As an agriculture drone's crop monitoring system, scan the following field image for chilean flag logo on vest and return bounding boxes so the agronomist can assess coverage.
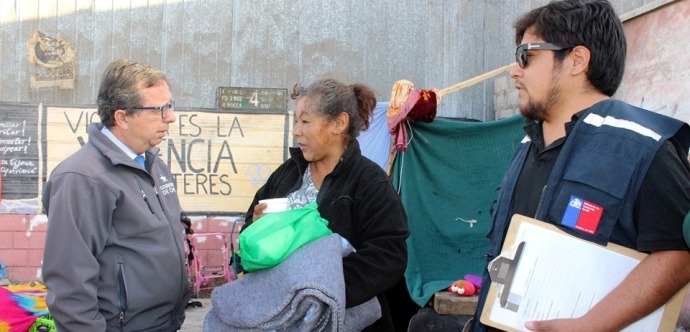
[561,195,603,234]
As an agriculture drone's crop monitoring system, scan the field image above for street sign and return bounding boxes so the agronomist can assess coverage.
[217,87,288,111]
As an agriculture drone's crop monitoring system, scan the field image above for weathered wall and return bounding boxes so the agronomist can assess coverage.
[1,0,659,120]
[617,0,690,123]
[494,0,689,121]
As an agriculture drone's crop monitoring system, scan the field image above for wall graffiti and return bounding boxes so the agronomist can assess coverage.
[246,164,273,188]
[0,103,289,215]
[0,104,42,214]
[27,31,76,90]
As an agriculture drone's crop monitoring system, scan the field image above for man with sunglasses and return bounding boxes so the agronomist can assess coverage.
[471,0,690,331]
[42,59,189,331]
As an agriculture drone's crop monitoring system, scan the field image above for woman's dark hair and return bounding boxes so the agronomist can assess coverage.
[291,78,376,145]
[514,0,626,96]
[180,212,193,234]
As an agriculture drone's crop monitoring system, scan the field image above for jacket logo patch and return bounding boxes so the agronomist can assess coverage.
[561,195,603,234]
[159,182,176,195]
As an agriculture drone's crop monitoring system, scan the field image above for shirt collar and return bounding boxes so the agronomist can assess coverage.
[100,126,144,160]
[522,110,586,151]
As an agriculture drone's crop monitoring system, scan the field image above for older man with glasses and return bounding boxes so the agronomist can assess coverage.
[42,59,189,331]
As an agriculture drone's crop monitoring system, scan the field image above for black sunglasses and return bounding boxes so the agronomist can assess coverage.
[515,43,571,68]
[128,100,175,118]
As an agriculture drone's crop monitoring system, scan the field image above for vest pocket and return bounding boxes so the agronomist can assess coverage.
[547,154,636,245]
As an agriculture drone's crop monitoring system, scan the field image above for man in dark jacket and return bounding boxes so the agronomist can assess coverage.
[42,59,189,331]
[471,1,690,331]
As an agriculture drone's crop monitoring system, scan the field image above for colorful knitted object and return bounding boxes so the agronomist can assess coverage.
[0,283,48,332]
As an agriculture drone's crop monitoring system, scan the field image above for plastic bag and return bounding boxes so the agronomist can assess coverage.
[239,201,332,272]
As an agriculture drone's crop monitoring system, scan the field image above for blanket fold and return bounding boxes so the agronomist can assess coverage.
[204,234,381,331]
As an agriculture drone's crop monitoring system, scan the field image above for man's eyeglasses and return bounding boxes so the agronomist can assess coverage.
[128,100,175,118]
[515,43,570,68]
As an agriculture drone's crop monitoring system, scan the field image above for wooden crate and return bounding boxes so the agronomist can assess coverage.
[433,291,478,315]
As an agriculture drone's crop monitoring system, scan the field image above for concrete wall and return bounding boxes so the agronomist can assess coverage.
[493,0,689,121]
[617,0,690,123]
[1,0,659,120]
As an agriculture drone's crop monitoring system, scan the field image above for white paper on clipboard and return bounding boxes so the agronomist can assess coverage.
[480,214,686,332]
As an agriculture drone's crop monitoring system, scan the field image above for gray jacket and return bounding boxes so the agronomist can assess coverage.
[42,123,189,331]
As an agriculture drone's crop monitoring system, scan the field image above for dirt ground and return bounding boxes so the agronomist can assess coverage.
[180,297,213,332]
[181,272,231,330]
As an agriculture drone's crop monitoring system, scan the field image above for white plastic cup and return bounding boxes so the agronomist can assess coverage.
[259,197,289,214]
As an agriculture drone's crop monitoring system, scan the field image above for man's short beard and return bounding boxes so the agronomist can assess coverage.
[520,81,561,122]
[521,99,548,122]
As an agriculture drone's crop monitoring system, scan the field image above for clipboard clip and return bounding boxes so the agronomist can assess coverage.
[488,241,525,310]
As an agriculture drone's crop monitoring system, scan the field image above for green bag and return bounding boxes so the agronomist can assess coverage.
[239,201,332,272]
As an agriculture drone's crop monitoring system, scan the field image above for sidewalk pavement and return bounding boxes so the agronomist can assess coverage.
[180,298,212,332]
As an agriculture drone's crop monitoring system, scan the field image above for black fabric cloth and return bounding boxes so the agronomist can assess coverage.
[385,277,421,331]
[244,140,410,331]
[407,308,471,332]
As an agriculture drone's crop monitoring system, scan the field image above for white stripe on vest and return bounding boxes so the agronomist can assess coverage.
[583,113,662,141]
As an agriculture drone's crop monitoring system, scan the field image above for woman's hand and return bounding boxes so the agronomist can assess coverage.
[252,202,267,222]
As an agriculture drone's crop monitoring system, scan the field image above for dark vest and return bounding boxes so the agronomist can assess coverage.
[488,99,689,256]
[472,99,690,332]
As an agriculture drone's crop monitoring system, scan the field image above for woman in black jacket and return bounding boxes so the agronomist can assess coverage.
[245,78,410,331]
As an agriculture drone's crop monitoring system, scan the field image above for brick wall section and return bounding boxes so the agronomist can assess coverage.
[0,214,245,283]
[493,75,520,120]
[0,214,47,282]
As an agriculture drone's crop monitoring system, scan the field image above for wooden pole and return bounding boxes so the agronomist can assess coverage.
[437,64,513,97]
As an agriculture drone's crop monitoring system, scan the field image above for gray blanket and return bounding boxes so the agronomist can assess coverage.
[203,234,381,331]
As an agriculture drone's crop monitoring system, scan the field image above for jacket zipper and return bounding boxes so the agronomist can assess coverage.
[117,262,128,331]
[136,182,155,214]
[153,186,166,214]
[315,158,342,205]
[133,167,185,328]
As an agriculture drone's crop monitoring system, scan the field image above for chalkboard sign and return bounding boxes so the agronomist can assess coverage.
[0,104,40,199]
[217,87,288,111]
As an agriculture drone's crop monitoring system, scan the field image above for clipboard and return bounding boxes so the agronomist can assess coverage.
[480,214,688,332]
